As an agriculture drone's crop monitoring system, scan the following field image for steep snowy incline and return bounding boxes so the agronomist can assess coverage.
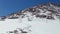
[0,19,20,34]
[0,3,60,34]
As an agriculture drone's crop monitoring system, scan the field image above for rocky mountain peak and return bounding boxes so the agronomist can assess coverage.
[0,3,60,20]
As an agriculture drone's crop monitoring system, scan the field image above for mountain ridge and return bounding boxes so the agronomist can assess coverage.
[0,3,60,34]
[0,3,60,20]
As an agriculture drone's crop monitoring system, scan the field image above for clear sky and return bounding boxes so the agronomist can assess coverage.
[0,0,60,16]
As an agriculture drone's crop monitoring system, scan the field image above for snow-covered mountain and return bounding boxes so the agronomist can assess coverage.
[0,3,60,34]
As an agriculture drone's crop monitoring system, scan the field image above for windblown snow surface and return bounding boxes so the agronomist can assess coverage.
[0,3,60,34]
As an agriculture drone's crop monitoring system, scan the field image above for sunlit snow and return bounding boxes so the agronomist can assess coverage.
[0,3,60,34]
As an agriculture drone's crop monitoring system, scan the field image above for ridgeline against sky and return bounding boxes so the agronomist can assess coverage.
[0,0,60,16]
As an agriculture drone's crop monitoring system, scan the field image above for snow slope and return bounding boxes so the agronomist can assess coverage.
[0,3,60,34]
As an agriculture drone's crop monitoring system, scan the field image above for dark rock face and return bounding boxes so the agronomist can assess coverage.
[0,16,6,21]
[36,14,47,18]
[8,17,19,19]
[9,31,13,33]
[46,15,54,20]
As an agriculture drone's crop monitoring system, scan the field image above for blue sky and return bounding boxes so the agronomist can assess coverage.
[0,0,60,16]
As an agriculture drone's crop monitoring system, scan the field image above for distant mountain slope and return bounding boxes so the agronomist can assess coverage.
[0,3,60,34]
[0,3,60,20]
